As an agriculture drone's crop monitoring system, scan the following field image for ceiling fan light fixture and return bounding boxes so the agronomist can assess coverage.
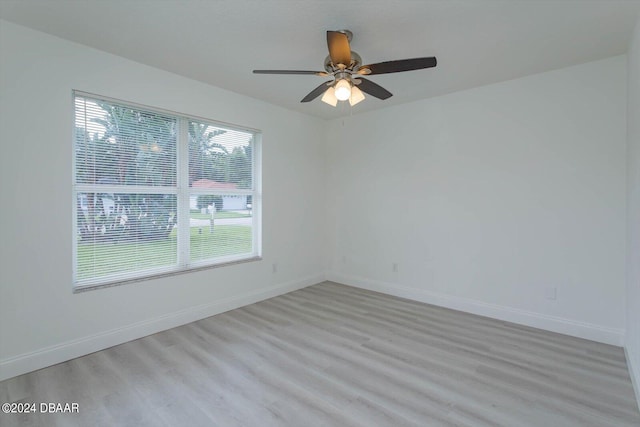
[334,79,352,101]
[349,86,365,106]
[254,30,437,107]
[321,86,338,106]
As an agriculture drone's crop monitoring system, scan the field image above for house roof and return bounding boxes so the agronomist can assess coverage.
[191,179,238,190]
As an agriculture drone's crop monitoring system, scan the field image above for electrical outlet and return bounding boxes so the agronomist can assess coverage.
[272,263,278,273]
[341,255,346,264]
[392,262,398,273]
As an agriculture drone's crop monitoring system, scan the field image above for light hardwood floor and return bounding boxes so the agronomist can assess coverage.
[1,281,639,426]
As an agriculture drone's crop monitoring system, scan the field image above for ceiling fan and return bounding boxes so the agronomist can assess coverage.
[253,30,437,107]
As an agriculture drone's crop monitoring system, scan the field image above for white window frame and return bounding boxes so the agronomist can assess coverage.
[72,91,262,292]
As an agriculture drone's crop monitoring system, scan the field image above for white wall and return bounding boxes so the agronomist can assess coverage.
[626,16,640,412]
[0,21,326,380]
[326,56,628,345]
[0,18,633,384]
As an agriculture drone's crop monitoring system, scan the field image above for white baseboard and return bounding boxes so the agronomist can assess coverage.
[625,347,640,413]
[0,274,324,382]
[326,272,625,346]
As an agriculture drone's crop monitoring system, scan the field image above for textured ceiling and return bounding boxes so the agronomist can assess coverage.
[1,0,639,119]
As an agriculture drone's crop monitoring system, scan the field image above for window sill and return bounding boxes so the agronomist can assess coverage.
[73,256,262,293]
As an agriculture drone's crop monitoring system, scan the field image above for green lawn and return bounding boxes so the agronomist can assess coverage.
[190,210,251,220]
[190,225,252,261]
[77,225,252,280]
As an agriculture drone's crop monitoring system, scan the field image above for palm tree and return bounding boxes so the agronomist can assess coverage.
[91,103,177,186]
[76,102,178,241]
[188,122,227,184]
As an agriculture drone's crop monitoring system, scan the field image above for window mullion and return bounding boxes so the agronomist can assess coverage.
[252,134,262,258]
[177,117,190,268]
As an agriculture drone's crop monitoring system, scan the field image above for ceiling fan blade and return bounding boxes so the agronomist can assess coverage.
[326,31,351,67]
[358,57,437,75]
[355,78,393,100]
[301,81,332,103]
[253,70,329,76]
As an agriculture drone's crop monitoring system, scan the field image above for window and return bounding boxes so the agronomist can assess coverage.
[73,92,261,290]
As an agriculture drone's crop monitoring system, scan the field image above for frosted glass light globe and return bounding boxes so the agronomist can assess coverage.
[334,79,352,101]
[349,86,365,106]
[321,87,338,106]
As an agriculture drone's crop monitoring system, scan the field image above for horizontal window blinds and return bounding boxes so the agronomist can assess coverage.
[73,93,259,289]
[188,121,254,263]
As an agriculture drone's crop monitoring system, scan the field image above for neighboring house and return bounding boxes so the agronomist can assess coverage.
[190,179,247,211]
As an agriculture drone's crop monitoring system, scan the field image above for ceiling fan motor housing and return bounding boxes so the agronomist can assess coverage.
[324,51,362,74]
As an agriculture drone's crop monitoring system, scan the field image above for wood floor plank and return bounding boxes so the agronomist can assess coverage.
[1,281,639,426]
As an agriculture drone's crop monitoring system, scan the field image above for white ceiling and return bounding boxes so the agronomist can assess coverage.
[1,0,639,119]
